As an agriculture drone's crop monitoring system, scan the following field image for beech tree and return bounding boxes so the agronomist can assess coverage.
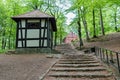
[0,0,120,51]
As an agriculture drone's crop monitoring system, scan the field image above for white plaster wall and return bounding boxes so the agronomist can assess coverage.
[45,29,47,37]
[41,29,47,37]
[27,29,39,38]
[41,40,47,46]
[21,20,25,28]
[18,30,21,39]
[18,41,25,47]
[17,19,49,47]
[18,30,25,39]
[18,41,22,47]
[27,40,39,47]
[41,19,45,27]
[44,40,47,46]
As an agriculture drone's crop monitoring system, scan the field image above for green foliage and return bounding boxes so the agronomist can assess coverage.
[0,0,67,50]
[67,0,120,38]
[0,49,7,53]
[0,0,120,50]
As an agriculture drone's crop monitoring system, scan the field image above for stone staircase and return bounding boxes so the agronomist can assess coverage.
[42,44,116,80]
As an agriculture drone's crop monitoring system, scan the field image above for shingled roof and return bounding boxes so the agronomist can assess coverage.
[12,10,57,31]
[12,10,54,19]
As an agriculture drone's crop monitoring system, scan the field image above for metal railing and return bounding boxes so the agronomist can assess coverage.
[94,47,120,73]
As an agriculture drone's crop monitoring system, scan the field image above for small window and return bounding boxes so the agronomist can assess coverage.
[27,22,40,28]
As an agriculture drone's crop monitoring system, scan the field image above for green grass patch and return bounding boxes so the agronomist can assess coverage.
[0,49,6,54]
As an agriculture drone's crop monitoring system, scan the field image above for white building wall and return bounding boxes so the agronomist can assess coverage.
[41,39,47,46]
[18,41,22,47]
[27,29,39,38]
[41,29,47,37]
[17,19,49,47]
[18,30,25,39]
[27,40,39,47]
[21,20,25,28]
[41,19,45,27]
[18,41,25,47]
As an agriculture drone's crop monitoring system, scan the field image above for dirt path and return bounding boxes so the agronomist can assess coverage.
[0,54,58,80]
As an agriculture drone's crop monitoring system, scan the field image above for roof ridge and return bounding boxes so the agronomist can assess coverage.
[36,10,53,17]
[12,10,53,18]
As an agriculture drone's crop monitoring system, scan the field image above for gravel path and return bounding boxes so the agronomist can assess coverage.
[0,54,58,80]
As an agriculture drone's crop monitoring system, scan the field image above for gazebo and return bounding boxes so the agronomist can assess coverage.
[12,10,57,53]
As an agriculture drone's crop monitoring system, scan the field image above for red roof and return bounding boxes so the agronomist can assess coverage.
[64,32,78,43]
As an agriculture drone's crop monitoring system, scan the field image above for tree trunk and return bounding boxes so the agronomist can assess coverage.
[114,9,118,32]
[100,8,105,35]
[1,29,6,49]
[77,21,83,48]
[8,22,13,49]
[60,27,62,44]
[78,9,83,49]
[93,9,97,38]
[82,17,90,40]
[80,7,89,40]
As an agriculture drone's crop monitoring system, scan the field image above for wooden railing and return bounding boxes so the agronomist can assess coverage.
[94,47,120,73]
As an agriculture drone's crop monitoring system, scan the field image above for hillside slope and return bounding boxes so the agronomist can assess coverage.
[75,32,120,52]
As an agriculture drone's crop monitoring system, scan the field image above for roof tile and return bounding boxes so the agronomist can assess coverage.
[12,10,54,18]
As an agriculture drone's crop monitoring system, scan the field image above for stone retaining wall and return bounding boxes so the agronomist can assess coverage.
[16,48,52,53]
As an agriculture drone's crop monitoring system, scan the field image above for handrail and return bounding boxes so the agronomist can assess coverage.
[95,46,120,54]
[94,46,120,73]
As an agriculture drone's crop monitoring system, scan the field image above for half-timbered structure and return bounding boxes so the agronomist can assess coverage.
[12,10,57,53]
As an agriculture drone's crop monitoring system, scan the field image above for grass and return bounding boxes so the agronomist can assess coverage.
[0,49,6,53]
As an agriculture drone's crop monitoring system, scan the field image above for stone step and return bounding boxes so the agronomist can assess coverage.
[55,63,101,67]
[58,61,99,64]
[61,58,94,60]
[43,77,115,80]
[51,67,106,71]
[63,55,93,57]
[48,72,112,78]
[43,75,115,80]
[62,57,94,59]
[59,59,95,61]
[64,54,93,56]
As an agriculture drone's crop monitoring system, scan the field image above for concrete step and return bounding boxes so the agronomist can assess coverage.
[51,67,106,71]
[61,57,94,60]
[62,55,94,59]
[58,61,99,64]
[48,72,112,78]
[55,63,101,67]
[59,59,95,61]
[43,76,115,80]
